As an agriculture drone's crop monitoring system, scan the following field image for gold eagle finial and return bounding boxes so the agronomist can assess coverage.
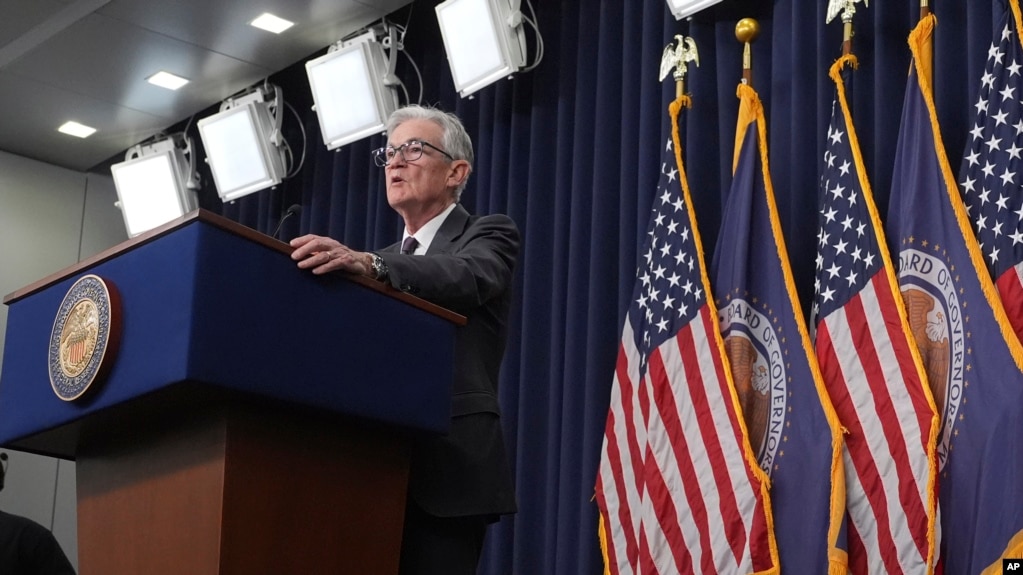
[826,0,868,24]
[659,35,700,82]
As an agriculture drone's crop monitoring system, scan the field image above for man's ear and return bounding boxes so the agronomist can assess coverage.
[447,160,471,188]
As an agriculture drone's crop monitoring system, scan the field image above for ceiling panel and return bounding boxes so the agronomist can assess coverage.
[96,0,411,74]
[0,0,413,172]
[4,13,272,120]
[0,1,71,47]
[0,73,166,170]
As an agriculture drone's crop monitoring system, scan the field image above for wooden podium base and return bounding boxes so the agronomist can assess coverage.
[75,402,410,575]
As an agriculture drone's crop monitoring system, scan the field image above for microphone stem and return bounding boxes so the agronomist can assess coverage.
[272,211,295,239]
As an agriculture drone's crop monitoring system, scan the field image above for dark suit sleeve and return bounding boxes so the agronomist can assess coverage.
[379,214,519,314]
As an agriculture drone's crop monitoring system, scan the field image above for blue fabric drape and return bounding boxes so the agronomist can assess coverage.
[203,0,999,572]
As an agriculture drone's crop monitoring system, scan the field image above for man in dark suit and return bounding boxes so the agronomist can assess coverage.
[290,105,518,575]
[0,454,77,575]
[0,511,76,575]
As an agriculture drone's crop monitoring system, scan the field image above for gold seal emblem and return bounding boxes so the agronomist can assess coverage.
[58,299,100,378]
[48,275,121,401]
[897,247,965,471]
[718,297,786,475]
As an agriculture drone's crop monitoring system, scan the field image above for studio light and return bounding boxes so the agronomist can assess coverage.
[664,0,725,20]
[435,0,527,98]
[306,27,399,150]
[110,133,199,237]
[197,83,287,202]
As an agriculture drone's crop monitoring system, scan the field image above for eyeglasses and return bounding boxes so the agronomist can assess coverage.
[372,140,455,167]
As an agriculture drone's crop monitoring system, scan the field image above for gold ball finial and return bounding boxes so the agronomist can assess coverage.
[735,18,760,44]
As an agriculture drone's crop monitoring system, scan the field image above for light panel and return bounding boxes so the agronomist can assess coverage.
[198,96,286,202]
[306,39,397,150]
[111,137,197,237]
[250,13,294,34]
[436,0,525,98]
[665,0,725,20]
[147,71,189,90]
[58,121,96,138]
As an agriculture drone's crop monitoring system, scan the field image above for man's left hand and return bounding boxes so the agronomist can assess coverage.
[290,234,373,276]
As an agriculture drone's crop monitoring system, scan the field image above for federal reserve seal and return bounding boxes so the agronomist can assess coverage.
[898,247,965,471]
[718,297,786,475]
[48,275,122,401]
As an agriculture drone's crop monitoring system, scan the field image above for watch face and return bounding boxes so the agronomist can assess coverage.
[372,254,388,279]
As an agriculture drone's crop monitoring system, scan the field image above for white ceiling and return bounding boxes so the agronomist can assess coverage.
[0,0,412,172]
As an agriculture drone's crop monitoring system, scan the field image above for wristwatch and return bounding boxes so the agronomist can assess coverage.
[370,253,389,281]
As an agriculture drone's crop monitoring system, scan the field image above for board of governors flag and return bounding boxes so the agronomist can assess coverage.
[957,0,1023,344]
[710,83,845,575]
[813,54,939,575]
[596,97,778,575]
[887,14,1023,574]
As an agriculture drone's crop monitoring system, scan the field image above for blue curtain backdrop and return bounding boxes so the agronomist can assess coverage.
[185,0,999,572]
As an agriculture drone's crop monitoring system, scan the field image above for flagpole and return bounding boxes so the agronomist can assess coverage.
[825,0,866,56]
[736,18,760,86]
[842,10,854,55]
[919,0,933,86]
[672,40,696,101]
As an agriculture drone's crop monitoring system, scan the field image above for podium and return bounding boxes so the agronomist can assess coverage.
[0,210,463,575]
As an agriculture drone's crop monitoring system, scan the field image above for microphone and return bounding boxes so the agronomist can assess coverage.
[271,204,302,239]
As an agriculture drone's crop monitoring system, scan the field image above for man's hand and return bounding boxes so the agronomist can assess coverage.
[290,234,373,277]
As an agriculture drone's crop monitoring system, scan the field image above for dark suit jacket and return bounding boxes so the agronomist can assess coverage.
[0,510,76,575]
[377,204,519,519]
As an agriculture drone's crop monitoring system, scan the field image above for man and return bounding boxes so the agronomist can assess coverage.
[0,512,76,575]
[0,454,77,575]
[290,105,519,574]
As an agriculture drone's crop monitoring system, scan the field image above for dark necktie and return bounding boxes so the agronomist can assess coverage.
[401,236,419,255]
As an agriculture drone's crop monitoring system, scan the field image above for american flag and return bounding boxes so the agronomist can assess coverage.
[812,56,938,574]
[596,100,777,575]
[711,84,844,574]
[958,2,1023,342]
[887,14,1023,572]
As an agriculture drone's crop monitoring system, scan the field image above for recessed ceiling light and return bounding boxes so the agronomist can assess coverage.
[147,71,190,90]
[58,121,96,138]
[250,13,294,34]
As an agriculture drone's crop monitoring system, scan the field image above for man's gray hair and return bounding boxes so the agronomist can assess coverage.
[386,105,474,200]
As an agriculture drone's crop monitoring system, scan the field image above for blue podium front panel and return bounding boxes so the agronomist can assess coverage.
[0,215,455,458]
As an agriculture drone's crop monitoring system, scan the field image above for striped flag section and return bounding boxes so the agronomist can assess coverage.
[956,0,1023,343]
[887,14,1023,573]
[597,98,778,575]
[812,55,939,574]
